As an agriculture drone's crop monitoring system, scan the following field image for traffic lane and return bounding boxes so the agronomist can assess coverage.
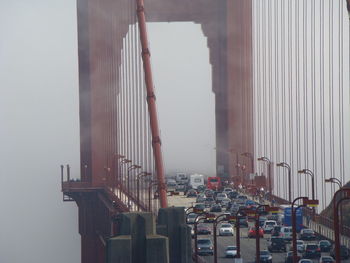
[196,224,288,263]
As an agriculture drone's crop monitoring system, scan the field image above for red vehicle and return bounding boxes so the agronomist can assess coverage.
[247,226,264,238]
[207,177,221,190]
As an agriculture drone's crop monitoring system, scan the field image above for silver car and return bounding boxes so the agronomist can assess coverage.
[225,246,237,258]
[197,239,214,256]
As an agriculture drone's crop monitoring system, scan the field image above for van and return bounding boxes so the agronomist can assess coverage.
[189,174,204,189]
[280,226,293,241]
[263,220,277,233]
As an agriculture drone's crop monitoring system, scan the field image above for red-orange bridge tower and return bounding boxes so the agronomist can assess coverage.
[61,0,253,262]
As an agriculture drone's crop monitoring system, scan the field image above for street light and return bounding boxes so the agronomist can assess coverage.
[333,188,350,263]
[276,162,292,203]
[241,152,254,174]
[136,171,151,211]
[291,197,319,263]
[194,212,208,263]
[257,157,272,199]
[297,169,315,201]
[127,164,141,196]
[325,178,343,233]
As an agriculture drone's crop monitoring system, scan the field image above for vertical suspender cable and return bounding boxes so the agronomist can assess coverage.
[274,0,279,195]
[329,0,335,190]
[339,0,345,185]
[320,0,326,209]
[303,0,308,197]
[276,0,280,196]
[288,0,292,201]
[296,0,301,198]
[311,0,317,201]
[136,0,167,208]
[268,0,274,197]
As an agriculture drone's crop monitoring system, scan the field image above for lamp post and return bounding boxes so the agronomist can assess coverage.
[297,169,315,201]
[333,188,350,263]
[127,164,141,195]
[253,205,270,263]
[257,157,272,200]
[148,180,158,211]
[276,162,292,203]
[242,152,254,174]
[194,213,208,263]
[291,197,308,263]
[136,172,151,211]
[325,178,343,233]
[212,214,230,263]
[119,158,131,199]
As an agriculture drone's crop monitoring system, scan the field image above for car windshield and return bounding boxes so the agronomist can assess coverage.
[227,246,237,250]
[320,241,330,245]
[260,251,270,255]
[297,241,303,245]
[197,239,211,245]
[221,224,232,228]
[283,228,292,232]
[210,178,218,182]
[271,238,284,242]
[188,214,196,218]
[303,229,313,233]
[306,244,318,249]
[266,222,275,225]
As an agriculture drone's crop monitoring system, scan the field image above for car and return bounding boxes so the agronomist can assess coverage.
[197,185,206,193]
[319,256,335,263]
[263,220,277,233]
[268,237,286,252]
[224,187,233,193]
[197,224,211,235]
[219,223,234,236]
[194,203,206,212]
[228,191,238,199]
[216,193,228,203]
[221,198,231,208]
[187,213,197,224]
[248,226,264,238]
[280,227,293,241]
[298,259,313,263]
[271,225,282,237]
[210,204,222,212]
[330,245,350,260]
[204,189,214,198]
[186,189,197,197]
[197,239,214,255]
[296,240,305,253]
[258,250,272,263]
[318,240,332,252]
[300,229,316,240]
[204,197,215,207]
[302,243,321,259]
[225,246,237,258]
[175,183,186,192]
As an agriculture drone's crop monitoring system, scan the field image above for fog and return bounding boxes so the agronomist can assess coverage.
[0,2,215,262]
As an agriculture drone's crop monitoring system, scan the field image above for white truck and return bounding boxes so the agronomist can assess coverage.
[189,174,204,190]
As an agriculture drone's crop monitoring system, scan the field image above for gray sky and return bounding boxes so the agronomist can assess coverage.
[0,2,215,262]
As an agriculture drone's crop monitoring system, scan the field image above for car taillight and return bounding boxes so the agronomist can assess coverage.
[317,248,321,252]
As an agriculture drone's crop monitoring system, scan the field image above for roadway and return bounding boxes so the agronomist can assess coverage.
[168,194,350,263]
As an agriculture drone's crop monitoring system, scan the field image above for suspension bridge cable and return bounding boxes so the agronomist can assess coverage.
[303,0,308,197]
[320,0,326,209]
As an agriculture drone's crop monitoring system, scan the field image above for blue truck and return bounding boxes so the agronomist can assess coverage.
[283,207,303,232]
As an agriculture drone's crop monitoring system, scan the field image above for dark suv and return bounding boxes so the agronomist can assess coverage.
[302,243,321,259]
[268,237,286,252]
